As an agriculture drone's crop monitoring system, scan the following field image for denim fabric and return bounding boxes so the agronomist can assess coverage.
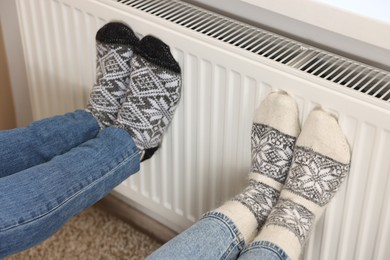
[0,110,99,178]
[147,211,246,260]
[238,241,290,260]
[0,127,140,258]
[148,211,291,260]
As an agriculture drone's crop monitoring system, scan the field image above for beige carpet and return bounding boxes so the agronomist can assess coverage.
[6,206,162,260]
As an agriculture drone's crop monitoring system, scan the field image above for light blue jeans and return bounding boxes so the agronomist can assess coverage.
[148,212,290,260]
[0,110,289,259]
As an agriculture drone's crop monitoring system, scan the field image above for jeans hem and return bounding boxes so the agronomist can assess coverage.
[241,240,290,260]
[201,211,246,258]
[82,109,104,129]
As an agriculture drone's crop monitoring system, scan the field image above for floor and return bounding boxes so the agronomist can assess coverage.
[6,206,162,260]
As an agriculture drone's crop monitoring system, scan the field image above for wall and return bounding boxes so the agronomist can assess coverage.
[0,23,16,130]
[0,0,32,127]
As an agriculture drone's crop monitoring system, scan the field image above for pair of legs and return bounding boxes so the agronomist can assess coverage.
[149,93,351,260]
[0,112,140,257]
[1,22,350,259]
[0,22,182,257]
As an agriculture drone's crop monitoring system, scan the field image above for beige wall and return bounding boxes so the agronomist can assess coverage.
[0,0,32,127]
[0,23,16,130]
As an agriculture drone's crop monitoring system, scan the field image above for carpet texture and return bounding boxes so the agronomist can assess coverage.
[6,206,162,260]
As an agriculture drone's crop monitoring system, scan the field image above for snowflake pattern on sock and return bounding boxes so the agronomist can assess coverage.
[284,146,350,206]
[86,43,133,127]
[115,54,181,150]
[251,123,297,183]
[266,198,315,245]
[233,180,280,229]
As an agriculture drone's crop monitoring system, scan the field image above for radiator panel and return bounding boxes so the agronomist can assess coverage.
[16,0,390,259]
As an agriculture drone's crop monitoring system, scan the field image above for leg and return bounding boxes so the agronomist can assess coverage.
[115,35,182,161]
[0,110,99,178]
[0,127,140,258]
[147,212,245,260]
[148,92,300,259]
[0,22,138,178]
[86,22,138,127]
[215,92,300,242]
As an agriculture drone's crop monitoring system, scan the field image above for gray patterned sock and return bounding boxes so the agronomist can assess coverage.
[86,22,139,127]
[115,36,181,161]
[254,109,351,260]
[216,92,300,242]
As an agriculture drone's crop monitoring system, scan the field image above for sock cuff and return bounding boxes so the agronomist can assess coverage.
[135,35,181,73]
[216,201,258,242]
[96,22,139,46]
[254,225,302,260]
[271,199,315,240]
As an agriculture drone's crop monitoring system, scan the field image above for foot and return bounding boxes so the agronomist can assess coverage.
[216,92,300,242]
[86,22,139,127]
[114,35,182,161]
[254,109,351,260]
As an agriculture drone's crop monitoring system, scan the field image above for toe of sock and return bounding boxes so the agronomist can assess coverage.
[96,22,139,45]
[297,109,351,164]
[254,92,300,137]
[136,35,181,73]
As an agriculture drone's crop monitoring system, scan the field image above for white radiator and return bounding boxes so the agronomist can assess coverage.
[16,0,390,259]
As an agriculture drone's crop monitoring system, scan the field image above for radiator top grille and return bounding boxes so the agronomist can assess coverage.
[115,0,390,102]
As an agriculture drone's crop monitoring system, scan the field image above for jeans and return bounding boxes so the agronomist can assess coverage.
[148,211,290,260]
[0,110,140,257]
[0,110,100,178]
[1,110,289,259]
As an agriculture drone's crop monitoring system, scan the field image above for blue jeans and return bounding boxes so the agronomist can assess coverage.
[1,110,289,259]
[0,110,140,257]
[148,211,290,260]
[0,110,100,178]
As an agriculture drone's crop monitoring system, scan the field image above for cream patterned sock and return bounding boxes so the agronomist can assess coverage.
[254,109,351,260]
[216,92,300,242]
[86,22,139,127]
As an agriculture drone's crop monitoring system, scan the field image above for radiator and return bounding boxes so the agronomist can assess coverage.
[16,0,390,259]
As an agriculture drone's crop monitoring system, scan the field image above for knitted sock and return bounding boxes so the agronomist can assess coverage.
[86,22,139,127]
[254,109,351,260]
[115,35,181,161]
[215,92,300,242]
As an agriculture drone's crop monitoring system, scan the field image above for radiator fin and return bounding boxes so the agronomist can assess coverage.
[114,0,390,103]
